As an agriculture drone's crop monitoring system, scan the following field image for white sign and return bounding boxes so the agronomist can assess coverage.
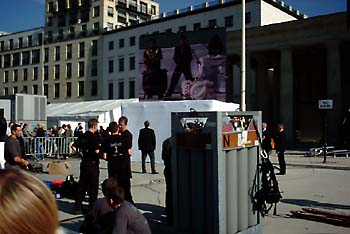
[318,100,333,109]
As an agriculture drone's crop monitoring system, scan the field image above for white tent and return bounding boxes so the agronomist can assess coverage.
[47,99,139,129]
[121,100,239,163]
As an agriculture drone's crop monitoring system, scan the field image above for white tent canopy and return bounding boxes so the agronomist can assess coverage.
[47,99,139,128]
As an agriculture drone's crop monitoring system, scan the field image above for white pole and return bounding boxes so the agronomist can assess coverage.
[241,0,246,111]
[41,29,45,96]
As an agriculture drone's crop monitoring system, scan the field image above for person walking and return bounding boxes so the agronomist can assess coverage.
[118,116,134,204]
[72,118,100,214]
[275,123,286,175]
[138,120,157,174]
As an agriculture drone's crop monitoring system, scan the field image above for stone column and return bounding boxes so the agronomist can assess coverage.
[326,41,342,146]
[280,48,294,143]
[246,53,255,110]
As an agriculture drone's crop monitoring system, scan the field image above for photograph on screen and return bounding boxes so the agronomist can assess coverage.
[139,28,226,101]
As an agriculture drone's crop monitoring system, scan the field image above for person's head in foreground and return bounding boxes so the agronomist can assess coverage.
[106,184,125,208]
[0,168,58,234]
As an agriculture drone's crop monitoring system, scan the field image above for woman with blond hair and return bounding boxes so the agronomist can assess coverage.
[0,168,60,234]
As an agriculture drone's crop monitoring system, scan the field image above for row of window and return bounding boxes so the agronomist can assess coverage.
[1,59,97,83]
[108,36,136,50]
[177,13,250,32]
[45,22,101,43]
[3,79,135,100]
[0,34,42,52]
[108,80,135,99]
[1,53,136,84]
[0,41,97,68]
[108,56,135,73]
[2,80,93,98]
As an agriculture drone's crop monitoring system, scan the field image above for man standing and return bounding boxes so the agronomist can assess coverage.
[275,123,286,175]
[138,120,157,174]
[74,122,84,138]
[165,34,194,97]
[262,122,272,156]
[103,121,136,203]
[5,124,30,169]
[118,116,134,204]
[72,118,100,214]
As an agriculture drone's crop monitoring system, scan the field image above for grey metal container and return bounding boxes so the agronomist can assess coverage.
[0,94,47,128]
[171,111,262,234]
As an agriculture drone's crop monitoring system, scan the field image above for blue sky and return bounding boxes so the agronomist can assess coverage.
[0,0,347,33]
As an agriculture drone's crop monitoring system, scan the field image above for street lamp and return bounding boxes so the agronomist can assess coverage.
[41,29,45,96]
[241,0,246,111]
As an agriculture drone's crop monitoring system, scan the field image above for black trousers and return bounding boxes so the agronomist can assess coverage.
[141,150,155,172]
[277,151,286,174]
[108,169,134,205]
[75,160,99,210]
[167,64,193,95]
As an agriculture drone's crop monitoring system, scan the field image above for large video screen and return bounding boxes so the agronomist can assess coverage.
[138,28,226,101]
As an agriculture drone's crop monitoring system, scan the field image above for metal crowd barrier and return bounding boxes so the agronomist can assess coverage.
[23,137,77,160]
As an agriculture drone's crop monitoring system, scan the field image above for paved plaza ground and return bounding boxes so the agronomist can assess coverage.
[33,152,350,234]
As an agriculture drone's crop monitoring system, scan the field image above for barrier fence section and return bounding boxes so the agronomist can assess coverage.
[23,137,77,160]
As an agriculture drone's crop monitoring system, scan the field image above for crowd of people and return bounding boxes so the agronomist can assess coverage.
[1,120,85,161]
[0,111,288,234]
[0,116,154,234]
[70,116,154,233]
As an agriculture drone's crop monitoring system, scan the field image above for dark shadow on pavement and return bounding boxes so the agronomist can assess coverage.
[136,203,175,234]
[281,199,350,210]
[131,170,144,174]
[60,221,82,233]
[57,199,77,215]
[58,200,84,233]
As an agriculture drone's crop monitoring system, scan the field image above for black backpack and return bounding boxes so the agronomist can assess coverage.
[251,156,282,216]
[61,175,79,199]
[250,120,282,216]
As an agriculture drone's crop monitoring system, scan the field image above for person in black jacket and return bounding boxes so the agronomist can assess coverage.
[262,122,272,156]
[138,120,157,174]
[275,123,286,175]
[118,116,135,204]
[162,137,173,225]
[165,34,194,97]
[72,118,100,214]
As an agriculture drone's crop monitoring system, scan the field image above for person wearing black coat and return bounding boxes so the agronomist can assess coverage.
[275,123,286,175]
[138,120,157,174]
[262,122,272,155]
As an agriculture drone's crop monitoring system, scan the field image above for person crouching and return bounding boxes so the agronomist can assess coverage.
[106,185,151,234]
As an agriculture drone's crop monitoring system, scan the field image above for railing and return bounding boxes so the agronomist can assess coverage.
[23,137,77,160]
